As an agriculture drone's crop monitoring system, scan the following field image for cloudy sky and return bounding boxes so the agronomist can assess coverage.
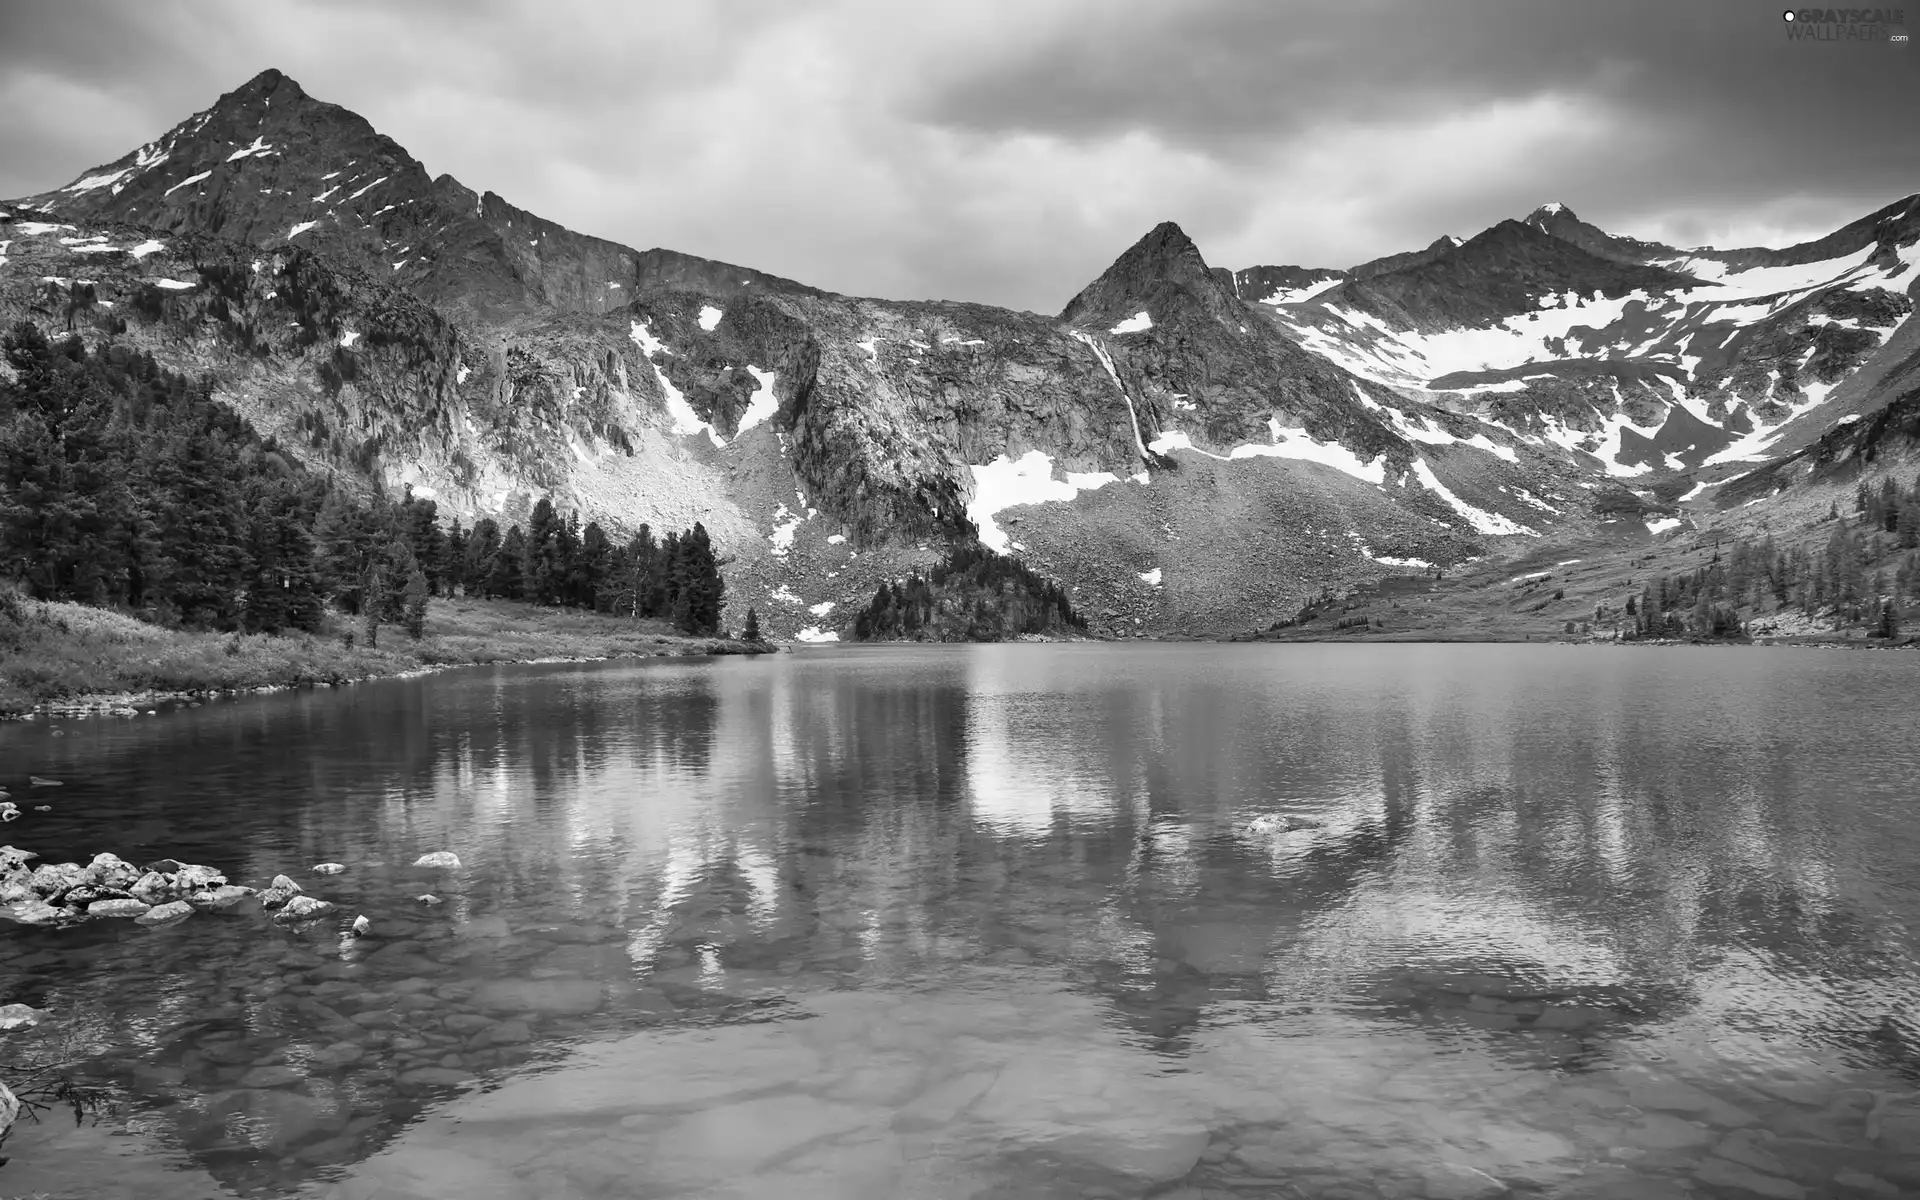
[2,0,1913,312]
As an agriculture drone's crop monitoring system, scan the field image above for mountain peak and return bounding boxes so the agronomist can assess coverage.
[1527,202,1576,224]
[1059,220,1240,326]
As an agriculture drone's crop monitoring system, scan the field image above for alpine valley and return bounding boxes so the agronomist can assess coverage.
[5,69,1919,641]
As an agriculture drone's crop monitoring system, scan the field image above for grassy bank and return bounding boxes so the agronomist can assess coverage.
[0,594,774,716]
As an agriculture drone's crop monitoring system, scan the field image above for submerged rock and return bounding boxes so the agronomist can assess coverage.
[312,862,347,875]
[472,978,603,1016]
[413,852,461,869]
[27,776,61,787]
[416,894,443,906]
[134,900,195,926]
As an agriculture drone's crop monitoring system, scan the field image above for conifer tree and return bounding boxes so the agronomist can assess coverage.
[402,564,430,639]
[743,606,761,641]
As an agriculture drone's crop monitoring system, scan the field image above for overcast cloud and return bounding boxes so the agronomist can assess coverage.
[1,0,1913,312]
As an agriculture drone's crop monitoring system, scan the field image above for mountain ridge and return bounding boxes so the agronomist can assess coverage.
[5,69,1919,644]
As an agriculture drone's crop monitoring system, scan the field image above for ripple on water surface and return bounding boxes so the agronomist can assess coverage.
[1,644,1919,1199]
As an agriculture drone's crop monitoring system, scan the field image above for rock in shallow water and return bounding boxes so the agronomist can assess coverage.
[472,978,603,1016]
[413,852,461,869]
[0,1002,45,1030]
[238,1064,307,1089]
[87,897,151,919]
[273,895,337,924]
[312,863,347,875]
[185,884,256,912]
[135,900,195,926]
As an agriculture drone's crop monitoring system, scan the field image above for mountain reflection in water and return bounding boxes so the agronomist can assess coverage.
[1,643,1917,1199]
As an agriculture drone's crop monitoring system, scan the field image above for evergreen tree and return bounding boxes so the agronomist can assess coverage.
[464,518,502,597]
[493,526,528,600]
[743,606,761,641]
[579,521,612,612]
[402,564,430,639]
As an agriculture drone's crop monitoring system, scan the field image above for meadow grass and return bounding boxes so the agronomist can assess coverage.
[0,591,763,715]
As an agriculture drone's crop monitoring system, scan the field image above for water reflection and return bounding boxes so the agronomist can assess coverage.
[1,645,1918,1197]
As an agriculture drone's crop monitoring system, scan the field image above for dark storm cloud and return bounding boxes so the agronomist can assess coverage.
[1,0,1913,312]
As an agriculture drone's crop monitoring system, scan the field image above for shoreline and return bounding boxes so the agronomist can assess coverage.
[12,624,1910,722]
[7,640,778,721]
[0,595,778,721]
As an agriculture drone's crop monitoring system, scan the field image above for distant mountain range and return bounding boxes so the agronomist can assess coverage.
[4,69,1916,638]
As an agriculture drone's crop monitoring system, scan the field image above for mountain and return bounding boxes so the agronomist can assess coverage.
[15,69,809,326]
[6,70,1920,643]
[1246,197,1920,492]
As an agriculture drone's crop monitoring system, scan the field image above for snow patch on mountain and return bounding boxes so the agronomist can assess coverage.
[794,627,839,643]
[1411,460,1534,536]
[129,239,165,258]
[1109,311,1152,334]
[1139,568,1162,586]
[1258,277,1343,306]
[1702,379,1840,464]
[734,366,780,437]
[289,221,318,239]
[225,136,274,162]
[163,170,212,197]
[64,168,135,196]
[698,305,723,332]
[966,451,1119,553]
[768,504,804,556]
[631,320,725,447]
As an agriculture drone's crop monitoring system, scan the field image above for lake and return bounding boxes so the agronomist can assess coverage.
[2,643,1918,1199]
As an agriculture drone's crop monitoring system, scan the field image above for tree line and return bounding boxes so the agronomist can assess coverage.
[443,501,726,636]
[1615,475,1920,639]
[0,324,729,642]
[852,542,1085,641]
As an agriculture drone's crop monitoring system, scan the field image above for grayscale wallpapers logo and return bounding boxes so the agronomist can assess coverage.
[1783,7,1909,42]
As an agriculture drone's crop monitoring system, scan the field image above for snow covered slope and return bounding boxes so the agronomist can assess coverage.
[1244,199,1920,486]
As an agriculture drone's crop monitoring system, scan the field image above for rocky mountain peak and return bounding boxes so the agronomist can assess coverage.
[1525,201,1577,226]
[1058,220,1244,328]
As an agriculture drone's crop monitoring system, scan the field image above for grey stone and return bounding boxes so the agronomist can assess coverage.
[134,900,195,926]
[87,897,152,918]
[273,895,337,924]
